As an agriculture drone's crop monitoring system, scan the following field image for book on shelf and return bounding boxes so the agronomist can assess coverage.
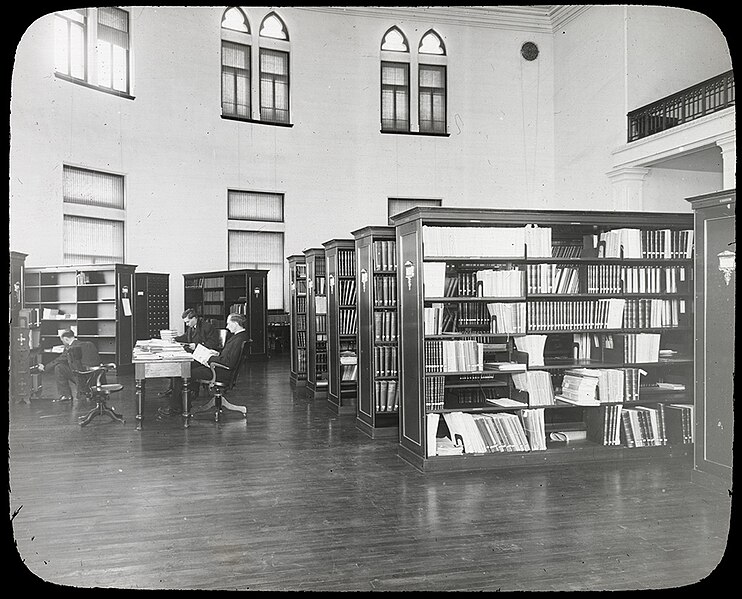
[664,404,694,444]
[435,436,464,456]
[514,335,547,367]
[423,262,447,297]
[485,397,528,408]
[442,411,531,454]
[520,408,546,450]
[483,361,526,372]
[585,404,624,446]
[426,413,440,457]
[524,223,552,258]
[511,370,555,406]
[423,226,526,258]
[549,430,587,443]
[556,368,602,406]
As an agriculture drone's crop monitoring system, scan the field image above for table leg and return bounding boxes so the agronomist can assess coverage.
[182,375,190,428]
[135,378,144,431]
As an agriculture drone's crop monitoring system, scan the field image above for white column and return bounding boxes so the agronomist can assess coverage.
[606,167,650,210]
[716,134,736,191]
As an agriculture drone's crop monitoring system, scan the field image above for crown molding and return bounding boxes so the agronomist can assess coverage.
[295,5,590,33]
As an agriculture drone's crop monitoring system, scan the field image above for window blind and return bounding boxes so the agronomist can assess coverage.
[63,166,124,209]
[228,231,284,309]
[228,191,283,221]
[63,215,124,264]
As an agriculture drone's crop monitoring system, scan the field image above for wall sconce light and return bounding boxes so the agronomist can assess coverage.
[718,249,735,285]
[360,269,368,293]
[404,260,415,291]
[254,286,261,298]
[328,274,335,293]
[307,278,314,292]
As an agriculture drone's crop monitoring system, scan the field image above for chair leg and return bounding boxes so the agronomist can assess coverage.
[79,394,125,426]
[220,396,247,418]
[193,397,216,413]
[79,405,101,427]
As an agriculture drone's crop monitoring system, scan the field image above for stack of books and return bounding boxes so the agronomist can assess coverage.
[556,368,601,406]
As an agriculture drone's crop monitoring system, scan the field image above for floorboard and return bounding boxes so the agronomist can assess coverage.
[8,355,733,591]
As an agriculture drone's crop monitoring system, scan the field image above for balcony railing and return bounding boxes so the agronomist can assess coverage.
[627,70,734,142]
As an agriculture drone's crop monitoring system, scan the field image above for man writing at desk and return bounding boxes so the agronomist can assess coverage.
[159,308,220,399]
[157,313,250,417]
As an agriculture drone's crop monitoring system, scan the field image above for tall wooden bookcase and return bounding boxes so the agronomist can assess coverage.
[24,263,137,370]
[322,239,358,414]
[134,272,170,340]
[353,226,400,438]
[391,206,695,472]
[686,189,735,492]
[287,255,308,385]
[304,248,328,398]
[182,268,268,359]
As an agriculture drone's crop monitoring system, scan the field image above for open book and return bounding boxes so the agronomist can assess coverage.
[192,343,219,367]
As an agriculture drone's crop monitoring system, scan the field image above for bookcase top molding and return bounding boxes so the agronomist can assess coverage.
[26,263,138,272]
[182,268,269,277]
[303,247,326,257]
[351,225,395,239]
[321,238,355,249]
[685,188,736,210]
[388,206,694,228]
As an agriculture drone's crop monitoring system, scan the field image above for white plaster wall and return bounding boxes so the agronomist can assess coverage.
[10,7,555,320]
[553,5,732,212]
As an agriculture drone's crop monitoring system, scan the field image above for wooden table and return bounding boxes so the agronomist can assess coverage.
[133,342,193,430]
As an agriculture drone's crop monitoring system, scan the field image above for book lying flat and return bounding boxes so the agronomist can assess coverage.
[485,397,529,408]
[549,430,587,443]
[483,362,527,372]
[554,395,600,406]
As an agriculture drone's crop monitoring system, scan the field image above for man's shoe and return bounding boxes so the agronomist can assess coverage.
[156,406,178,417]
[52,395,72,402]
[157,388,173,397]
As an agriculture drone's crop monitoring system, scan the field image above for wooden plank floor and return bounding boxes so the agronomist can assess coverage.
[9,356,733,591]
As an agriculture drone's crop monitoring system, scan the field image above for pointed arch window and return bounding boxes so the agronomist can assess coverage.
[221,8,251,119]
[381,26,447,135]
[222,6,249,32]
[260,13,288,40]
[259,13,290,124]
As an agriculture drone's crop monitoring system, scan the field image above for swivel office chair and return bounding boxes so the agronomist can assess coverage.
[74,363,126,427]
[192,341,249,422]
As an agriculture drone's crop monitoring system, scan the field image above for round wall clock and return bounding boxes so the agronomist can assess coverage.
[521,41,539,61]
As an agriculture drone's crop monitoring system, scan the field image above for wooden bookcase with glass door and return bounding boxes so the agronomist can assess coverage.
[304,248,328,398]
[322,239,358,414]
[391,206,695,472]
[287,255,308,386]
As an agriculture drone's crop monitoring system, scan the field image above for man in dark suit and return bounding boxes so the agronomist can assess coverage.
[159,307,221,397]
[158,313,250,417]
[38,329,101,401]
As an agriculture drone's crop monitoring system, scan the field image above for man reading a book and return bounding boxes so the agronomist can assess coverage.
[157,313,250,417]
[159,307,221,398]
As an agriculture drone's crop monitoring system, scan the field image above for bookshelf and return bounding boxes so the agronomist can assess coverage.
[287,255,308,385]
[686,189,735,492]
[391,206,695,472]
[182,268,268,359]
[134,272,170,340]
[352,226,400,438]
[322,239,358,414]
[24,263,137,370]
[10,251,34,403]
[304,248,328,398]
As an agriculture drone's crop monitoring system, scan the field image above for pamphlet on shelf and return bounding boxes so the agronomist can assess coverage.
[549,430,588,443]
[485,397,529,408]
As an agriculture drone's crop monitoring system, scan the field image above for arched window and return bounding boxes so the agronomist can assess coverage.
[258,12,290,123]
[222,6,249,33]
[260,12,288,40]
[380,27,410,132]
[418,30,447,133]
[221,7,251,118]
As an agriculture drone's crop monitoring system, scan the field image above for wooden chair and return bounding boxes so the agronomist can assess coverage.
[74,363,126,427]
[192,341,249,422]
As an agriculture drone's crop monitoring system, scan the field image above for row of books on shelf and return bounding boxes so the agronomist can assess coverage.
[425,264,526,298]
[341,362,358,382]
[374,345,398,377]
[203,276,225,289]
[372,275,397,306]
[337,279,357,305]
[203,290,225,301]
[203,305,224,316]
[338,307,357,335]
[488,303,526,334]
[527,264,579,295]
[296,349,307,372]
[296,296,307,313]
[373,240,397,272]
[336,249,356,277]
[314,295,327,315]
[426,401,693,457]
[552,241,583,258]
[295,331,307,348]
[311,277,327,296]
[594,228,693,259]
[315,315,327,335]
[295,314,307,329]
[424,339,484,373]
[374,311,398,342]
[184,277,205,289]
[295,281,307,295]
[375,379,399,412]
[228,301,247,314]
[526,298,684,331]
[586,264,688,294]
[423,226,529,258]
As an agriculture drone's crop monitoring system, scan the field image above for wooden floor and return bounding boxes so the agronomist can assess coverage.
[8,355,733,591]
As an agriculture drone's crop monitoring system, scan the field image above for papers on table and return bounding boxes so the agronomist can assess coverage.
[133,339,193,361]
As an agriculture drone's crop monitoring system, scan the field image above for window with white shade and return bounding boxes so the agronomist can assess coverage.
[62,165,125,264]
[228,231,284,309]
[54,7,131,96]
[228,190,283,221]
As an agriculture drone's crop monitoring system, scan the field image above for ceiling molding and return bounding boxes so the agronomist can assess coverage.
[295,5,590,34]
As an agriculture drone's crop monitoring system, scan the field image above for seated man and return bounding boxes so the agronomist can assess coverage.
[157,313,249,417]
[38,330,101,402]
[159,308,221,398]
